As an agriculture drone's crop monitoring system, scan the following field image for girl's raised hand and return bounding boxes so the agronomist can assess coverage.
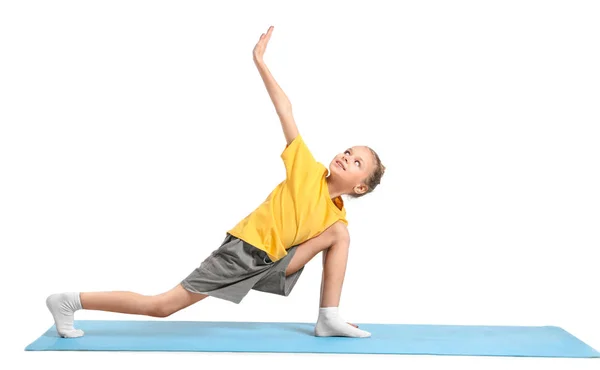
[253,26,274,64]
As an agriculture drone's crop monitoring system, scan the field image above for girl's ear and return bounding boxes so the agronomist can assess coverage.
[354,184,368,195]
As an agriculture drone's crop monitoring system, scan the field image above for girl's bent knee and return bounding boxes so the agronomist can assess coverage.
[331,222,350,243]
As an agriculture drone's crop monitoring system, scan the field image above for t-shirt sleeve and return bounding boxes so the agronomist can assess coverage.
[280,134,322,182]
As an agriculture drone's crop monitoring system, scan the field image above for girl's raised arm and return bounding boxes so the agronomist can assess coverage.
[253,26,299,146]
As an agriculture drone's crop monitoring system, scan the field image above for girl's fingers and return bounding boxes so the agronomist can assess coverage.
[254,27,273,57]
[258,26,272,40]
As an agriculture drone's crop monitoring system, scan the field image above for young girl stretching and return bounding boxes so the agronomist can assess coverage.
[46,26,386,339]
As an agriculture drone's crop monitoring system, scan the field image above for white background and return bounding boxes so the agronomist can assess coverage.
[1,1,598,369]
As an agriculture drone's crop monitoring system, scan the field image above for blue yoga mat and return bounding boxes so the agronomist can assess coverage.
[25,320,599,358]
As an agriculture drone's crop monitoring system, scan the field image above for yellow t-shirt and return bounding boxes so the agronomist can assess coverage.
[226,134,348,262]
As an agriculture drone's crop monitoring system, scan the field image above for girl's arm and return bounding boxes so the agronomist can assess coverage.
[253,26,299,146]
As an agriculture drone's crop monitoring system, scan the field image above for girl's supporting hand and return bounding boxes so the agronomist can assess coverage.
[253,25,274,64]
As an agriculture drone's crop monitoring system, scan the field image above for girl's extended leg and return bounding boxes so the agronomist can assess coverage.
[46,283,207,338]
[80,283,207,316]
[285,221,371,338]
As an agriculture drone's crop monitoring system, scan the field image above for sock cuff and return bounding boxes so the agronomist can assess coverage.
[71,292,83,311]
[319,306,339,315]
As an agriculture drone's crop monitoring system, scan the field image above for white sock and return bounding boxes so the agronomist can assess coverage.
[46,292,84,338]
[314,307,371,338]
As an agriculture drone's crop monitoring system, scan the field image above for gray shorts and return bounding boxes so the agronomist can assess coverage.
[180,233,304,304]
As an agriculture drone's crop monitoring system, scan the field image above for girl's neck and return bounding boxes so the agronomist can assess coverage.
[326,175,345,199]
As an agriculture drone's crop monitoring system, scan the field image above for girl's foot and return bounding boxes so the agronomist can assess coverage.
[46,292,84,338]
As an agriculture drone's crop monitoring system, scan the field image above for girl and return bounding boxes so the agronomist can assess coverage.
[46,26,386,339]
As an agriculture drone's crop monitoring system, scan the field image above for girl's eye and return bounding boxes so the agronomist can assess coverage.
[355,160,360,167]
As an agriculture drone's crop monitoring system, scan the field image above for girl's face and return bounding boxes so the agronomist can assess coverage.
[329,146,374,194]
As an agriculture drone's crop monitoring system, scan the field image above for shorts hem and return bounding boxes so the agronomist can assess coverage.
[180,280,244,304]
[283,266,304,296]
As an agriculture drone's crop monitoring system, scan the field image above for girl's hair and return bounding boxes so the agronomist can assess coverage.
[349,147,386,199]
